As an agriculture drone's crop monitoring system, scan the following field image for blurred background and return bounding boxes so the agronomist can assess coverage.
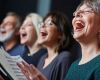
[0,0,81,23]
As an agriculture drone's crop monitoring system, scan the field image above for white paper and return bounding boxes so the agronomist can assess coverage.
[0,48,27,80]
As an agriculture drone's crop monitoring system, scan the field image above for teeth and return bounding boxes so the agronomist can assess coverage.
[77,23,84,28]
[75,21,85,29]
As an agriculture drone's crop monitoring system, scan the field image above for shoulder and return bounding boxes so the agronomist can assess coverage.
[69,59,80,68]
[56,51,71,65]
[37,48,47,56]
[15,44,29,56]
[38,53,47,61]
[58,51,71,59]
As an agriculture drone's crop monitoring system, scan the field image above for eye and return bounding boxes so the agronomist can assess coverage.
[83,10,93,14]
[27,23,33,26]
[5,22,13,26]
[47,21,53,25]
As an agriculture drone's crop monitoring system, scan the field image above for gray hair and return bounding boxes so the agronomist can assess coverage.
[6,12,21,29]
[77,0,100,15]
[26,13,43,37]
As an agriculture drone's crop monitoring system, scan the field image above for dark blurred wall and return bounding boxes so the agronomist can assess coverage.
[0,0,81,23]
[51,0,81,21]
[0,0,5,23]
[0,0,38,22]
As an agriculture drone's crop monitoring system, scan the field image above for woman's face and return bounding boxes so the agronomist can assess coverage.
[38,16,61,46]
[20,17,37,45]
[72,4,100,42]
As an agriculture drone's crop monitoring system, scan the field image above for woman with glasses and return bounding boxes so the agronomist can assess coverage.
[65,0,100,80]
[18,11,73,80]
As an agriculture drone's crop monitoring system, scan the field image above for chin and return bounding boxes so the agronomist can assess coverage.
[38,40,47,45]
[21,40,26,44]
[38,41,44,45]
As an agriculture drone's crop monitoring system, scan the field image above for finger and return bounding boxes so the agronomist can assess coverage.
[30,64,47,80]
[17,62,32,80]
[17,62,25,70]
[22,61,30,69]
[17,62,29,74]
[25,64,39,80]
[33,74,47,80]
[30,64,39,75]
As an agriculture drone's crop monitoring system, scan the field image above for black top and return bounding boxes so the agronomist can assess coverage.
[22,46,47,67]
[65,55,100,80]
[37,51,72,80]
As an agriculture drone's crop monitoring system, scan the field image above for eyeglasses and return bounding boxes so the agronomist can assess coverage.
[73,8,95,17]
[40,20,55,28]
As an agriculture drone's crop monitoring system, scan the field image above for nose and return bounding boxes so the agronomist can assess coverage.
[73,11,82,18]
[40,22,46,28]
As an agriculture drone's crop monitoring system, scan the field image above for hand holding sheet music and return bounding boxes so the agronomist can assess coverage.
[17,61,47,80]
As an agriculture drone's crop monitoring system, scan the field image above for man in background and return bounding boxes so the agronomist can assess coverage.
[0,12,26,56]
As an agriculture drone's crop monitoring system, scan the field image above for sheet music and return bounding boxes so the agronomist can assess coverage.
[0,48,27,80]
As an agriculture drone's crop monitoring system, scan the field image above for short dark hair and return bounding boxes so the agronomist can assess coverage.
[43,11,72,53]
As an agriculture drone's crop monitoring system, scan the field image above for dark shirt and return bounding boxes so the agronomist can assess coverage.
[22,47,47,67]
[65,55,100,80]
[1,43,26,56]
[37,51,72,80]
[7,43,26,56]
[69,40,82,62]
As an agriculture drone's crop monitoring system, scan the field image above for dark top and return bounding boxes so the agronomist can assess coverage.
[65,55,100,80]
[69,40,82,62]
[37,51,72,80]
[1,43,26,56]
[22,46,47,67]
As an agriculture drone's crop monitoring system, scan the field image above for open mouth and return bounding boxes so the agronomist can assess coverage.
[1,31,6,34]
[40,31,48,38]
[21,32,27,38]
[74,21,85,32]
[0,29,6,34]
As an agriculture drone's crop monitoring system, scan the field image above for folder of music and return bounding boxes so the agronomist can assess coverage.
[0,48,27,80]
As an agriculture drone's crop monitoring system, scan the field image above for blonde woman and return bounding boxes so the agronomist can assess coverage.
[20,13,47,67]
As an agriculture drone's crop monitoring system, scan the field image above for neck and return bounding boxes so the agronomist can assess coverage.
[79,41,100,64]
[4,39,17,51]
[27,41,41,55]
[46,44,58,58]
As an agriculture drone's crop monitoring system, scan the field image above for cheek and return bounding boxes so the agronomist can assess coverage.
[19,28,23,33]
[50,30,59,39]
[90,17,100,31]
[6,25,14,31]
[30,30,37,39]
